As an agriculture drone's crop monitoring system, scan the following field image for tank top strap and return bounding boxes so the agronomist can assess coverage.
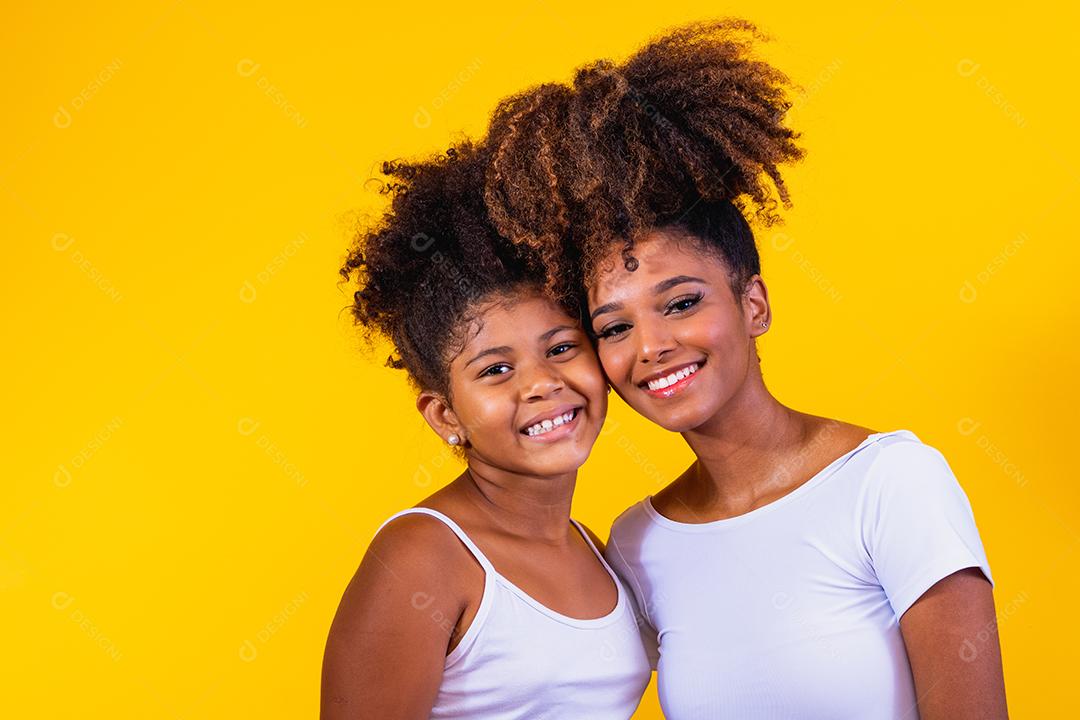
[376,507,497,575]
[570,518,628,607]
[569,518,604,561]
[571,518,623,578]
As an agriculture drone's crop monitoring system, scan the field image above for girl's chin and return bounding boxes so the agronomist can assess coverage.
[523,444,594,476]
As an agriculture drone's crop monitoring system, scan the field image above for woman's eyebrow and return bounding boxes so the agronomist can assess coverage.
[654,275,706,293]
[589,301,622,322]
[590,275,706,322]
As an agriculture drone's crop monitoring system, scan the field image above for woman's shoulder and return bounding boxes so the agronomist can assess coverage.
[804,416,877,452]
[840,428,971,512]
[859,428,945,467]
[804,417,940,473]
[607,498,654,550]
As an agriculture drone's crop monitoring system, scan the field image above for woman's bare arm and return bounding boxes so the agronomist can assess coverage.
[900,568,1007,720]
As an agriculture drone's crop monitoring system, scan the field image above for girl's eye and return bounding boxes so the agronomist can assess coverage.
[480,363,511,377]
[548,342,577,357]
[666,293,703,314]
[597,323,631,340]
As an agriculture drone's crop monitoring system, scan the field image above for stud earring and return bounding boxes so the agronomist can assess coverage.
[447,434,460,446]
[760,321,768,328]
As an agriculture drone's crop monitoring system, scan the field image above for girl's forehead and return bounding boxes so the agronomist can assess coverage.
[454,293,581,356]
[475,291,574,327]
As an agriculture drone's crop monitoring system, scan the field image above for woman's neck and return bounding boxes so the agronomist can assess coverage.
[679,372,810,507]
[455,458,578,544]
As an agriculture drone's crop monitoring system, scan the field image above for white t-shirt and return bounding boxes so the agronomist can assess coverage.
[605,430,993,720]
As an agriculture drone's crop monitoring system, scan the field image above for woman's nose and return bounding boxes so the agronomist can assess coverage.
[636,318,677,365]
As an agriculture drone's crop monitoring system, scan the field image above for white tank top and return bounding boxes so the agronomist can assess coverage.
[376,507,652,719]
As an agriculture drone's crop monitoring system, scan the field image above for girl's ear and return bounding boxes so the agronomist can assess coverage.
[743,273,772,338]
[416,391,466,445]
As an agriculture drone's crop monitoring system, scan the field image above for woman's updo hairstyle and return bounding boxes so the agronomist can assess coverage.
[482,18,806,304]
[339,141,553,398]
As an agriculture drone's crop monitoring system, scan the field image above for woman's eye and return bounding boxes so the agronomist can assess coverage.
[480,363,511,377]
[666,293,703,314]
[548,342,577,357]
[597,323,631,340]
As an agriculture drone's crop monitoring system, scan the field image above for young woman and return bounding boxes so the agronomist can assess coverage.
[322,143,651,719]
[479,19,1008,720]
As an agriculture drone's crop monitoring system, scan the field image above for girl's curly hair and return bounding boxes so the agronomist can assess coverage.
[338,141,556,398]
[482,18,806,303]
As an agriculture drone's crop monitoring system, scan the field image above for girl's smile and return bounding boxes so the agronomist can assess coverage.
[520,405,582,440]
[436,291,609,477]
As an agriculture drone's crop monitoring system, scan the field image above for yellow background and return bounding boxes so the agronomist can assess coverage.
[5,1,1077,716]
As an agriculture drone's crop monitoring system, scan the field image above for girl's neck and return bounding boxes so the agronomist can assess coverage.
[456,458,578,544]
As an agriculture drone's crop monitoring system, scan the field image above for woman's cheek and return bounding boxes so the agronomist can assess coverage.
[579,352,608,398]
[595,344,621,388]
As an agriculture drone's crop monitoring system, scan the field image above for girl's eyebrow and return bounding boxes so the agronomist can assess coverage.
[590,275,706,321]
[464,325,578,367]
[464,346,512,368]
[466,324,579,366]
[538,324,577,342]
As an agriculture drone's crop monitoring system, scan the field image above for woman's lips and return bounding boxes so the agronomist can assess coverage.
[638,361,704,399]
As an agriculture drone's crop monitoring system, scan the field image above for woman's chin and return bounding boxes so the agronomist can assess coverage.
[632,402,714,434]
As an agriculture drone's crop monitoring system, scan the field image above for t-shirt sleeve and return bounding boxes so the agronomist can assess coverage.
[862,439,994,622]
[605,530,660,670]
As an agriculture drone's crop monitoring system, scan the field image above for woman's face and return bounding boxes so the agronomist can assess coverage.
[587,228,767,433]
[441,290,608,477]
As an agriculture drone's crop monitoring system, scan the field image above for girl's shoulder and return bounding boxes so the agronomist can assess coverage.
[372,500,487,577]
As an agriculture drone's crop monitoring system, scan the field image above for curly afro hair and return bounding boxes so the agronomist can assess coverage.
[481,18,806,305]
[339,141,558,398]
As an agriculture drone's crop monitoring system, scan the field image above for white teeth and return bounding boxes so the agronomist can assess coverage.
[525,410,576,437]
[646,363,699,392]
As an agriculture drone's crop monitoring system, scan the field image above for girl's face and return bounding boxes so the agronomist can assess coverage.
[438,291,608,478]
[587,228,768,433]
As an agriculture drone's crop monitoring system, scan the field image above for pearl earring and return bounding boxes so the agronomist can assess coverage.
[760,321,768,328]
[447,434,460,446]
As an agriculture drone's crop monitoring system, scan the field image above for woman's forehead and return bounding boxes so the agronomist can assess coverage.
[589,230,721,298]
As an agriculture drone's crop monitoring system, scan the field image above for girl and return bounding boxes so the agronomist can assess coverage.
[480,19,1008,720]
[322,143,651,719]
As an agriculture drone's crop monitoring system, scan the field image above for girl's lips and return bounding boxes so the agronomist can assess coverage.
[639,361,704,399]
[520,407,582,443]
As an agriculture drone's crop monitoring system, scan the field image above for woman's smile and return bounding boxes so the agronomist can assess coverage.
[637,360,706,399]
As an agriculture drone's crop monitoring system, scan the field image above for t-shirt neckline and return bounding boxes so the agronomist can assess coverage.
[642,430,915,532]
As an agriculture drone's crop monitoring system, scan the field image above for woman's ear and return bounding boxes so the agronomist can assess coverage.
[416,391,466,446]
[743,274,772,338]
